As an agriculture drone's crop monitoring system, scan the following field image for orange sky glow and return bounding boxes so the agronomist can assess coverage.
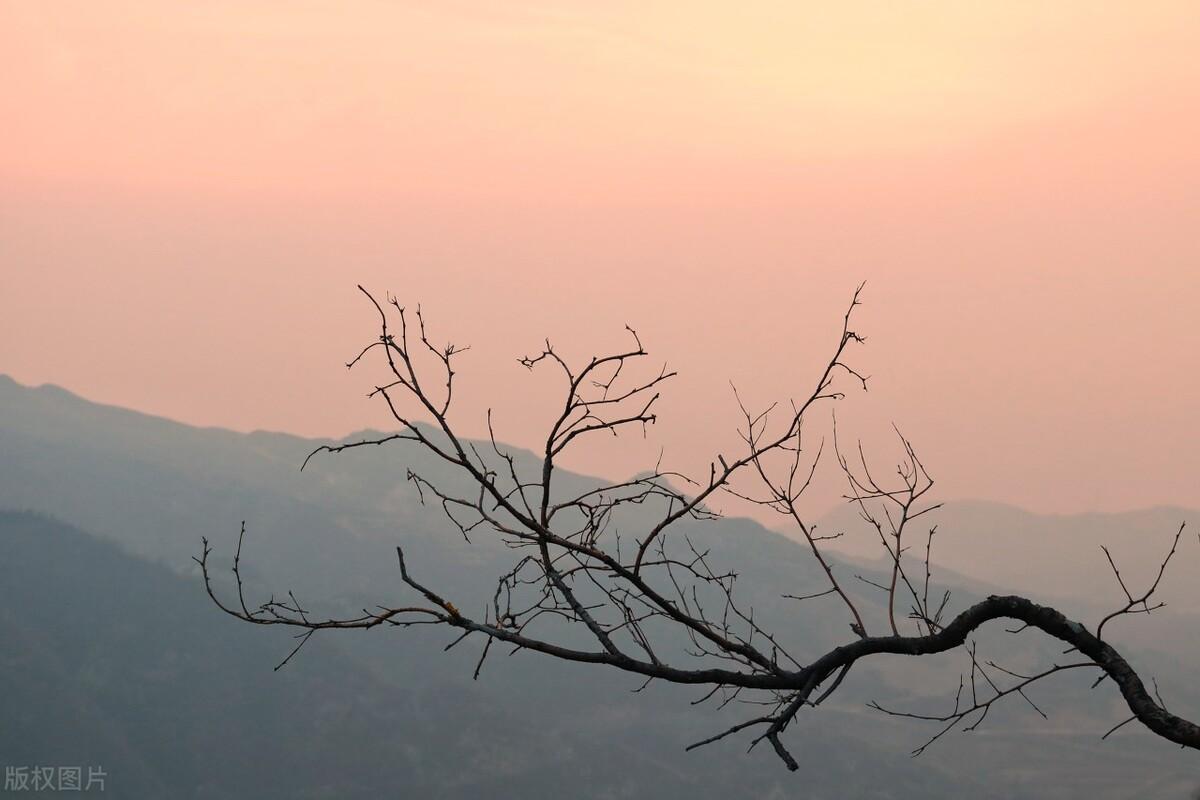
[2,1,1198,522]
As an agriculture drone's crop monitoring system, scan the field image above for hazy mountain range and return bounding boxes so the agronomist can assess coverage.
[820,499,1199,616]
[1,373,1196,798]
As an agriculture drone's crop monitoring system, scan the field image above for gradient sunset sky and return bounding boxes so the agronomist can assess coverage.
[2,2,1198,519]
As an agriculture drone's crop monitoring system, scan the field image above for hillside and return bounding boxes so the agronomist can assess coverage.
[1,374,1198,797]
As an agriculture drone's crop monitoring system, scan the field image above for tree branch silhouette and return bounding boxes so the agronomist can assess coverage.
[198,285,1198,770]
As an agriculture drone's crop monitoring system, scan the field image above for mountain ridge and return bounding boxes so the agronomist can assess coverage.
[3,372,1200,797]
[7,371,1190,568]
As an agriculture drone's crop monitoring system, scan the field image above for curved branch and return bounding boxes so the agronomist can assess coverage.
[808,595,1200,752]
[200,525,1200,766]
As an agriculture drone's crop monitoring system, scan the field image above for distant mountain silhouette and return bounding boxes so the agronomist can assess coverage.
[2,374,1197,798]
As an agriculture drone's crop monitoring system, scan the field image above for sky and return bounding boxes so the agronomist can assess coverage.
[2,1,1199,523]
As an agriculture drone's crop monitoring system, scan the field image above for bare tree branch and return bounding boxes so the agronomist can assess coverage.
[199,285,1199,772]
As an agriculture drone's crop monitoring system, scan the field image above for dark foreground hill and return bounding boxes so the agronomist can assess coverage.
[0,511,975,799]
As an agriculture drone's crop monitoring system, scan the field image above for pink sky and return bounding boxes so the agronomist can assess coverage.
[2,2,1198,520]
